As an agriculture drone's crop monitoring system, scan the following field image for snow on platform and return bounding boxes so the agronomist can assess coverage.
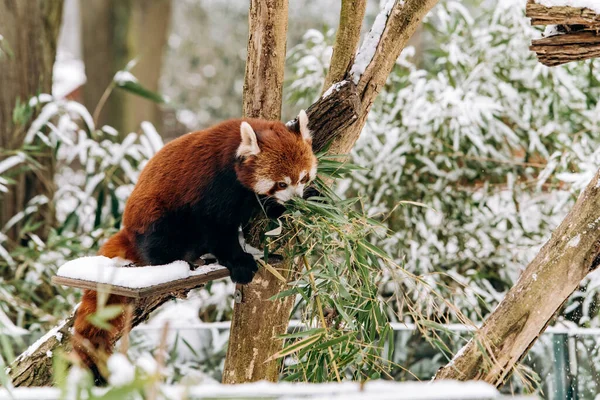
[0,380,537,399]
[53,256,229,298]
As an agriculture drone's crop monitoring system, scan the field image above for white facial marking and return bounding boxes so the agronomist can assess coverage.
[298,110,311,142]
[284,176,291,184]
[254,178,274,194]
[309,164,317,180]
[237,122,260,158]
[299,170,307,182]
[274,184,302,204]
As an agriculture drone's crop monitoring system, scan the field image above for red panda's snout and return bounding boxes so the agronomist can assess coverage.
[235,111,317,204]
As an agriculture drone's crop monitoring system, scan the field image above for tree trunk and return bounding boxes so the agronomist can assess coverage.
[435,169,600,386]
[0,0,64,242]
[222,0,438,384]
[222,0,290,384]
[81,0,171,135]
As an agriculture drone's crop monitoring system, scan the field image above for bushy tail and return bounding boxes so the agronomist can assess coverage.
[73,230,140,385]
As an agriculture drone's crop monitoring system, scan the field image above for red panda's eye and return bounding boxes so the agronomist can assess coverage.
[277,182,288,190]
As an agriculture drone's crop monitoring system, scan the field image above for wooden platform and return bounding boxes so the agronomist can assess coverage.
[52,265,230,299]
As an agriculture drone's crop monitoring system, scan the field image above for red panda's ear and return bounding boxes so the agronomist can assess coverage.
[298,110,312,142]
[237,122,261,158]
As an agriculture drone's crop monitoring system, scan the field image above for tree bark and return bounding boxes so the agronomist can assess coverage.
[223,0,438,384]
[0,0,64,242]
[526,0,600,67]
[526,0,600,27]
[8,286,196,386]
[222,0,290,384]
[81,0,171,135]
[530,31,600,67]
[435,169,600,386]
[321,0,367,94]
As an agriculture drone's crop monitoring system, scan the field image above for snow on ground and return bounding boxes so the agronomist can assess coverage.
[535,0,600,13]
[56,256,216,288]
[0,380,503,400]
[107,353,136,387]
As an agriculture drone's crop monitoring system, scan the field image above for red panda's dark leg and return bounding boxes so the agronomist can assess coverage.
[210,226,258,284]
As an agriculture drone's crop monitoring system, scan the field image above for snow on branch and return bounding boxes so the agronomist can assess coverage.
[349,0,396,84]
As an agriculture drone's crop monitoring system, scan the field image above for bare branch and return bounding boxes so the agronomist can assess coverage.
[322,0,367,93]
[326,0,438,156]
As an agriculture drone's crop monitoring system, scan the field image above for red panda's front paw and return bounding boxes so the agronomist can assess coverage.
[228,253,258,284]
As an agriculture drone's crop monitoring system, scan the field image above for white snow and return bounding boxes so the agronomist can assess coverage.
[322,80,348,98]
[0,380,500,399]
[56,256,195,288]
[567,234,581,248]
[107,353,136,386]
[349,0,396,84]
[542,25,562,37]
[114,70,138,85]
[14,318,68,363]
[56,256,229,288]
[52,54,86,99]
[140,121,164,154]
[0,153,26,175]
[0,309,28,336]
[535,0,600,13]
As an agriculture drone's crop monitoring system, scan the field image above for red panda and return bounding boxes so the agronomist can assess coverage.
[73,111,317,384]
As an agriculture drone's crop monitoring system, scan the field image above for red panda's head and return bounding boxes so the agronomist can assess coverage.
[235,110,318,204]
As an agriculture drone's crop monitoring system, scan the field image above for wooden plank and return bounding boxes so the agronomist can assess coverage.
[52,265,230,299]
[526,0,600,27]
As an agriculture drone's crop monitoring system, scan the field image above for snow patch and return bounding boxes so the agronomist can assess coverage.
[53,55,86,98]
[349,0,396,83]
[107,353,135,386]
[114,71,138,85]
[567,234,581,248]
[322,80,348,98]
[535,0,600,13]
[0,309,28,336]
[15,319,68,363]
[56,256,193,288]
[0,153,26,175]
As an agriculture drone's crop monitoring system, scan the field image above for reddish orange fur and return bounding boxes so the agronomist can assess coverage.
[73,117,316,382]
